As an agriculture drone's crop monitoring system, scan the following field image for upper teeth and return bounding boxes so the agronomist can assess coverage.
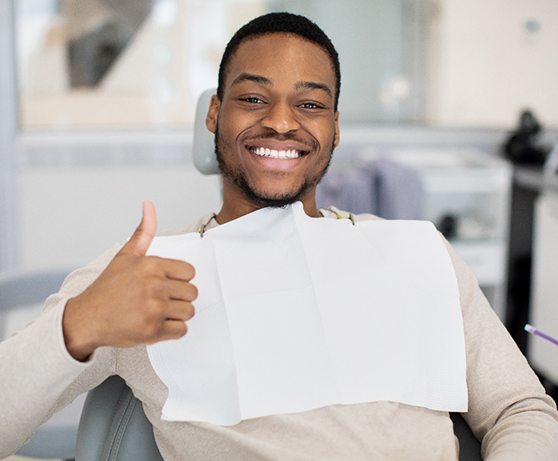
[253,147,300,159]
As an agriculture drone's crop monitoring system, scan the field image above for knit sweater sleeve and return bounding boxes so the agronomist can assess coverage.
[446,242,558,460]
[0,245,120,457]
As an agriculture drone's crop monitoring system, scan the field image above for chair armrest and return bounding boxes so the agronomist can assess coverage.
[76,375,163,461]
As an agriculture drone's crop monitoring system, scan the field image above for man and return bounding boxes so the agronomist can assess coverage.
[2,12,558,460]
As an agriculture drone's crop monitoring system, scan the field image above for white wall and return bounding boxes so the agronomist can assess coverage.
[426,0,558,127]
[18,158,222,269]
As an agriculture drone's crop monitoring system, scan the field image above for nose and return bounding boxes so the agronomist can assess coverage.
[261,101,300,134]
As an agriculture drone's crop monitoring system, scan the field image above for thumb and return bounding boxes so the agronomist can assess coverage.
[120,201,157,256]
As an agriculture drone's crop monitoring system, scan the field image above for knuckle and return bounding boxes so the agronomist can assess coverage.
[188,284,199,301]
[143,256,162,273]
[162,322,187,341]
[144,321,161,339]
[150,299,167,316]
[144,276,164,298]
[145,314,167,338]
[141,302,164,329]
[185,303,195,320]
[184,263,196,279]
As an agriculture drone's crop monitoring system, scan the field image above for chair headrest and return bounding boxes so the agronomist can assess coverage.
[193,88,220,175]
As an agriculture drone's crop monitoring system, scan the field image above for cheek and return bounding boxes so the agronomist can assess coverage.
[305,116,336,139]
[313,125,336,152]
[218,112,252,148]
[217,125,240,154]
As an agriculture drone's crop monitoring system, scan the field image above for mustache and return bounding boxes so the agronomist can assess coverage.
[242,129,318,150]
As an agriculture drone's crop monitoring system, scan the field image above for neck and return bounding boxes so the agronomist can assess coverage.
[216,193,321,224]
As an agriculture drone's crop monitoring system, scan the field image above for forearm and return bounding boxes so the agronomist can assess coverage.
[462,298,558,459]
[0,249,119,456]
[448,241,558,459]
[481,395,558,461]
[0,300,93,456]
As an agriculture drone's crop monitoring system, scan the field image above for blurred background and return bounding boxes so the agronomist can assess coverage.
[1,0,557,458]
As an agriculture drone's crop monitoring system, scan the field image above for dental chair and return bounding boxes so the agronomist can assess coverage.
[0,268,82,460]
[75,375,163,461]
[74,88,483,461]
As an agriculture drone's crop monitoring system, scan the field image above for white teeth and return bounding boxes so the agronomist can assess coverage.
[253,147,300,159]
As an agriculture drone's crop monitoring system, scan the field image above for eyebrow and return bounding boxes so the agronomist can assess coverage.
[231,73,333,99]
[231,73,272,87]
[294,80,333,98]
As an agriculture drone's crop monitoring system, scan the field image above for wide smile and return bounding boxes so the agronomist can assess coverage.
[245,143,312,162]
[250,146,304,159]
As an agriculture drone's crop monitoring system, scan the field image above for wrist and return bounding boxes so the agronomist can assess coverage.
[62,296,100,362]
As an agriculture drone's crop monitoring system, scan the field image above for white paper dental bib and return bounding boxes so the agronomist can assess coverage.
[147,203,467,425]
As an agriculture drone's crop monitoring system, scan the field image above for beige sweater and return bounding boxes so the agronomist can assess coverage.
[1,211,558,460]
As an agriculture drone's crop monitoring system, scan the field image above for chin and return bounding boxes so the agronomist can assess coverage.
[244,183,309,208]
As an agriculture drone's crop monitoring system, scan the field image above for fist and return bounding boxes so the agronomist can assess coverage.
[63,201,197,360]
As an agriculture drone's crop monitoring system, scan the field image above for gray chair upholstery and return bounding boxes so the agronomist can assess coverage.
[192,88,219,175]
[0,268,82,460]
[451,412,483,461]
[76,375,163,461]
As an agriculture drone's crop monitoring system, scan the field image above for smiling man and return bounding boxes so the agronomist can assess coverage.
[208,23,340,220]
[2,12,558,461]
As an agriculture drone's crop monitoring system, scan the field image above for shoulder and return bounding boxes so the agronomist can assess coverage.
[320,206,382,223]
[159,213,217,236]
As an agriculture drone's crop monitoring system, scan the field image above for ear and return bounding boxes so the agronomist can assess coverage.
[206,95,220,134]
[333,112,340,147]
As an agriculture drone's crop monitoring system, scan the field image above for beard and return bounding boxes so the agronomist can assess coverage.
[214,126,335,208]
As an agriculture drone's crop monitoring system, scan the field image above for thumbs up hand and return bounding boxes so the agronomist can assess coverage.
[120,199,158,256]
[63,202,197,361]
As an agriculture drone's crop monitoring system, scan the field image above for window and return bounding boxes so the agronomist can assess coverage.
[17,0,266,130]
[16,0,558,130]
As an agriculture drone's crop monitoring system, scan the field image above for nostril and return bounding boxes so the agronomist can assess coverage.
[261,112,300,133]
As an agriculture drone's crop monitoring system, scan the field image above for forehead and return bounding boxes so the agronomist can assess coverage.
[223,33,336,91]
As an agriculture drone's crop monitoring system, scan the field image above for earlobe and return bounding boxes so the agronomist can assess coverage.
[206,95,220,133]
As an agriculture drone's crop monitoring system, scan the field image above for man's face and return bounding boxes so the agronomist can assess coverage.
[206,33,340,212]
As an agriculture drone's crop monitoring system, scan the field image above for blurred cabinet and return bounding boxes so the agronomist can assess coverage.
[529,190,558,383]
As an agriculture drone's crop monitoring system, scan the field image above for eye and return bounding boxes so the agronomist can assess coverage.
[239,96,265,105]
[299,101,324,110]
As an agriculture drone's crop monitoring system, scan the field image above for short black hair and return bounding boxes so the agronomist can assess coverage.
[217,12,341,111]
